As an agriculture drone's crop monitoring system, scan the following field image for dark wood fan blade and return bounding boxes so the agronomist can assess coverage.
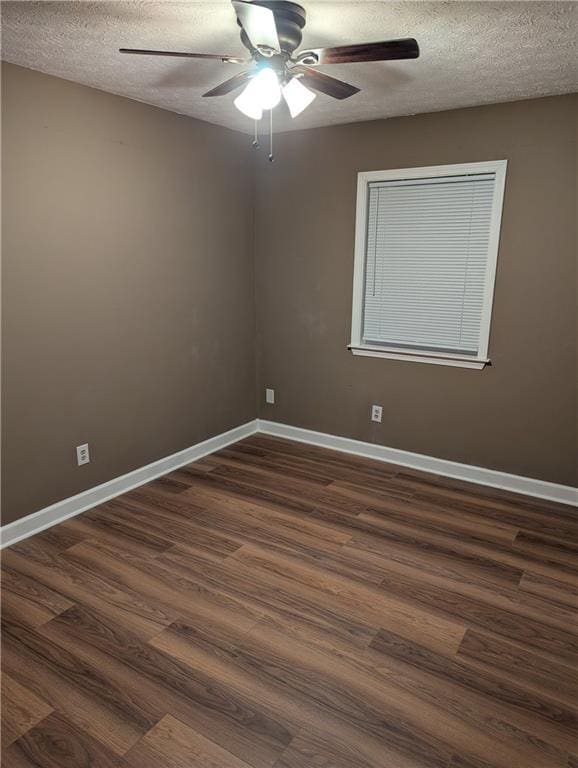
[290,65,360,100]
[202,70,253,97]
[232,0,280,53]
[296,38,419,65]
[119,48,247,64]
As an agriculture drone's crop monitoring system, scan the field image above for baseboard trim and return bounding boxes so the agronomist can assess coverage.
[0,420,259,549]
[3,416,575,548]
[257,420,578,507]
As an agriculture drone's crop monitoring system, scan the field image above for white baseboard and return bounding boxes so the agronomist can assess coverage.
[258,420,578,507]
[0,420,258,549]
[2,416,575,548]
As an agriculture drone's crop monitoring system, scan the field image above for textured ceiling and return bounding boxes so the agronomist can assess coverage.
[1,1,576,134]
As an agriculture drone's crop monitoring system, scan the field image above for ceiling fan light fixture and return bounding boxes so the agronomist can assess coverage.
[234,66,281,119]
[282,77,316,118]
[253,66,282,109]
[234,86,264,120]
[121,1,420,153]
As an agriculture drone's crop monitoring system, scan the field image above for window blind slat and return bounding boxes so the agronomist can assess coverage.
[362,173,496,354]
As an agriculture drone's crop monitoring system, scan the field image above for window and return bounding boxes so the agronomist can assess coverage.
[349,161,507,369]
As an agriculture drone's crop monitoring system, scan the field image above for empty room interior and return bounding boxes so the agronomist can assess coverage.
[1,1,577,766]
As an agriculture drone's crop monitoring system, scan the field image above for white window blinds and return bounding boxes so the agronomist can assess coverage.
[362,173,497,356]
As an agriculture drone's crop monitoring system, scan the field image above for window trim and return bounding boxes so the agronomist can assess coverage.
[349,160,508,369]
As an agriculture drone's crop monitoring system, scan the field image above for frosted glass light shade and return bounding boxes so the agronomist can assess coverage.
[234,67,281,118]
[234,87,263,120]
[282,77,316,118]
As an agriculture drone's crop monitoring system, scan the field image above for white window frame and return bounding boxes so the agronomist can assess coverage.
[349,160,507,370]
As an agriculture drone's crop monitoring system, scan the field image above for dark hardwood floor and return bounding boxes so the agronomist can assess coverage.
[2,434,577,767]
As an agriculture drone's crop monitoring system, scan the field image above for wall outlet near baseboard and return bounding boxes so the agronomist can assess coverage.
[76,443,90,466]
[371,404,383,423]
[265,388,275,405]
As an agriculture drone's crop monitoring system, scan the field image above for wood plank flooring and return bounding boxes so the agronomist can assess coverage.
[2,434,577,767]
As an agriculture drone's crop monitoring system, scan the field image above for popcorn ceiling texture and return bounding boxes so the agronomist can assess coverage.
[1,1,576,134]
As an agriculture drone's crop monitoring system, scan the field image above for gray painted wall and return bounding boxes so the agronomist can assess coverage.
[2,63,576,525]
[1,63,257,524]
[254,95,577,487]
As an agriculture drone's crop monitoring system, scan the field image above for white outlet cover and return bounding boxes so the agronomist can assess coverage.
[371,405,383,423]
[266,388,275,405]
[76,443,90,466]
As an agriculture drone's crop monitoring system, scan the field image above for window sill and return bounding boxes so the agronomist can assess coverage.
[348,345,490,369]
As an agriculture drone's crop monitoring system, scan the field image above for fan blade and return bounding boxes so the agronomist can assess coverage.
[290,65,360,100]
[203,70,253,97]
[297,38,419,65]
[119,48,247,64]
[232,0,280,53]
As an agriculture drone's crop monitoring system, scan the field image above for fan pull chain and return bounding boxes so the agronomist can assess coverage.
[268,109,274,163]
[252,120,260,150]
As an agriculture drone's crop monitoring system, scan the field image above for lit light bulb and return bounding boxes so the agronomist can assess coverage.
[282,77,316,118]
[234,67,281,119]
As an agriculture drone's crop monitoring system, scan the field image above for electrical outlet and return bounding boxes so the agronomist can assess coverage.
[371,405,383,423]
[76,443,90,466]
[265,388,275,405]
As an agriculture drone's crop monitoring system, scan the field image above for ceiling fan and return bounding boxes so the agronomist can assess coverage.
[120,0,419,157]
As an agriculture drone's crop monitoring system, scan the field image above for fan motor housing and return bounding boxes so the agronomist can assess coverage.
[239,1,306,56]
